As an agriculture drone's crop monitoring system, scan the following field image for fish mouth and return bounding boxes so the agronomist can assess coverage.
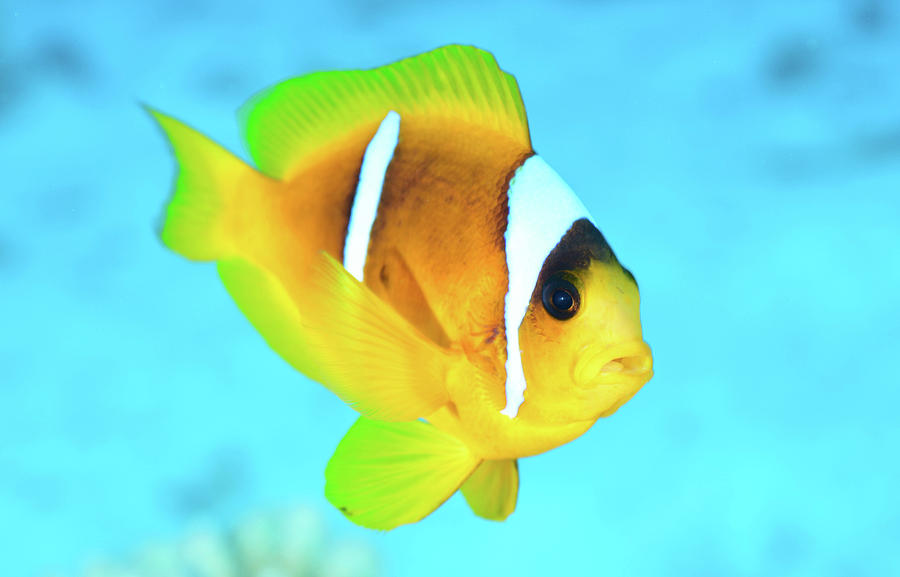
[573,340,653,389]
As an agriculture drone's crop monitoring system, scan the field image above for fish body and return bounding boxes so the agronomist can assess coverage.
[150,45,652,529]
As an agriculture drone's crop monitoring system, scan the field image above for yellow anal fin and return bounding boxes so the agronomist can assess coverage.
[297,251,455,421]
[218,258,328,385]
[460,459,519,521]
[326,417,481,530]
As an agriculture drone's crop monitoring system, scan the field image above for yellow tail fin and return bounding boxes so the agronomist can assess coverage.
[147,106,269,261]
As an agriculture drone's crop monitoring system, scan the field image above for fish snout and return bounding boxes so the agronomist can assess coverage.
[573,340,653,389]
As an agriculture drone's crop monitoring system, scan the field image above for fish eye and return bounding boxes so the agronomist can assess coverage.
[541,275,580,320]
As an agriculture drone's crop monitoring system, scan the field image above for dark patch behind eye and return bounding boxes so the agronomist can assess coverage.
[541,218,613,271]
[622,266,637,289]
[531,218,619,304]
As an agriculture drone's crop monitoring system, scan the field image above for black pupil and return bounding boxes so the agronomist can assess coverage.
[541,276,580,320]
[552,289,573,311]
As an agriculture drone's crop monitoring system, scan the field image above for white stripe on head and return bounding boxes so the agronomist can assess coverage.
[343,110,401,281]
[501,155,593,418]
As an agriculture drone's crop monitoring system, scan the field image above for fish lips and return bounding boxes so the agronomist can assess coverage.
[572,340,654,392]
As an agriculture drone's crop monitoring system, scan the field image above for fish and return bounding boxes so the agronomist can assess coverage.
[148,45,653,530]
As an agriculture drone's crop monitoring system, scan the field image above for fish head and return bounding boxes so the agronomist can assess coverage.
[517,220,653,424]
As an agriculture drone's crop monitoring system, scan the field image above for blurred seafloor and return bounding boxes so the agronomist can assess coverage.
[1,1,899,576]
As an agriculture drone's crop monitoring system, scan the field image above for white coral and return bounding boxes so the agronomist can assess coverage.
[75,506,378,577]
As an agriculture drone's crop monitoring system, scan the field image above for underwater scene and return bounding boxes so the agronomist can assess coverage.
[2,0,899,575]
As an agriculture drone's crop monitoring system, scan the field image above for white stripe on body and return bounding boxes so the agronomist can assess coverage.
[343,111,401,281]
[501,155,593,418]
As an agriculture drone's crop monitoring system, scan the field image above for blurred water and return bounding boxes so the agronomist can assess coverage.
[2,0,899,576]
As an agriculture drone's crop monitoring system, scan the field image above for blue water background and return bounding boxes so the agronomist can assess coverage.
[2,0,899,575]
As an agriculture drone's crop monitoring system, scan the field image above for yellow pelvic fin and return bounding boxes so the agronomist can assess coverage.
[460,459,519,521]
[146,107,271,261]
[296,251,456,421]
[326,417,481,530]
[239,44,532,180]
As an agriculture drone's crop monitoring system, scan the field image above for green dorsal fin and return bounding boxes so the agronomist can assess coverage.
[239,44,532,179]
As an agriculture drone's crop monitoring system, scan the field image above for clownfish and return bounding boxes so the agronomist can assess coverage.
[149,45,653,529]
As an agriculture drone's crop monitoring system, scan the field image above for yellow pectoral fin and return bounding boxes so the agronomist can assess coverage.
[372,248,452,348]
[460,459,519,521]
[297,251,456,421]
[326,417,481,530]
